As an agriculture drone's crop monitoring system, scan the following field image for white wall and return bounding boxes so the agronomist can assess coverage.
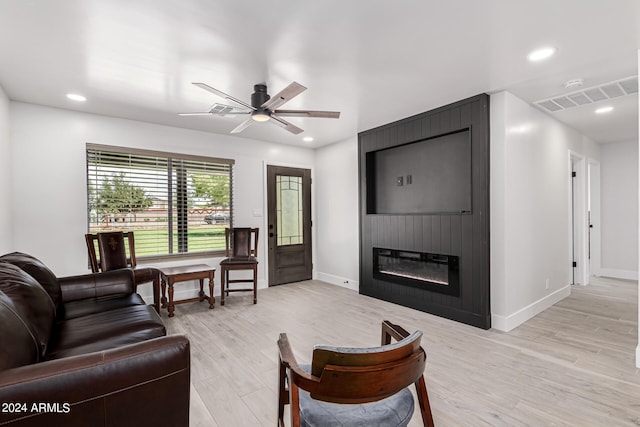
[490,91,600,332]
[315,136,359,290]
[599,139,639,279]
[9,102,316,300]
[0,85,11,254]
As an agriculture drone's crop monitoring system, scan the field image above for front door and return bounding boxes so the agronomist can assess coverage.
[267,165,312,286]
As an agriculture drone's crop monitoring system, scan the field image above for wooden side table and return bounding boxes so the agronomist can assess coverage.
[159,264,215,317]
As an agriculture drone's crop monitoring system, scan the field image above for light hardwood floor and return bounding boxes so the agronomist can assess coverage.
[164,276,640,426]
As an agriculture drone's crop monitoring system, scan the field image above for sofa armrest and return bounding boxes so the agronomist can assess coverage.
[0,335,190,427]
[58,269,136,303]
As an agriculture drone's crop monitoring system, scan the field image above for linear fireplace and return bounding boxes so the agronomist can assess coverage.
[359,94,490,329]
[373,248,460,297]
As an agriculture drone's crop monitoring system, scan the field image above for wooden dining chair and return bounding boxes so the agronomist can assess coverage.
[277,320,435,427]
[219,227,259,306]
[85,231,137,273]
[85,231,160,312]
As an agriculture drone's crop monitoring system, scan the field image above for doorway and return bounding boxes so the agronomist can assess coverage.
[266,165,312,286]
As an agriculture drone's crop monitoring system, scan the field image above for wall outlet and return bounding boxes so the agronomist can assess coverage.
[545,278,550,290]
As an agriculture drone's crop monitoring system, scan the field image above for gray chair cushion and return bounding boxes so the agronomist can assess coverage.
[297,365,415,427]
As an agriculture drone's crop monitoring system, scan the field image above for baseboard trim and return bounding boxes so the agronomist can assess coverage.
[595,268,638,281]
[491,285,571,332]
[316,272,359,291]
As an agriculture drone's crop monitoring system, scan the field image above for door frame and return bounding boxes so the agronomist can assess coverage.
[588,159,602,278]
[569,151,589,286]
[262,161,316,286]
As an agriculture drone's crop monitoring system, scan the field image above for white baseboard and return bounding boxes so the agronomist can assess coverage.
[636,345,640,368]
[316,272,359,291]
[595,268,638,281]
[491,285,571,332]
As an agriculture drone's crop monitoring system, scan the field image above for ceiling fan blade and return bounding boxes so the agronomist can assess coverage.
[178,112,216,116]
[272,109,340,119]
[230,117,254,134]
[209,103,251,115]
[261,82,307,110]
[192,82,255,110]
[270,115,304,135]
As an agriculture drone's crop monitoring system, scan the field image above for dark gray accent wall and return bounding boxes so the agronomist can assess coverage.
[358,94,490,329]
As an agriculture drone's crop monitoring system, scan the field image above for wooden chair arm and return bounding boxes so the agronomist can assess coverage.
[277,333,318,385]
[381,320,411,345]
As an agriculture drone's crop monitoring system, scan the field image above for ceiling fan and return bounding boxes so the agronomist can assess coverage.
[179,81,340,135]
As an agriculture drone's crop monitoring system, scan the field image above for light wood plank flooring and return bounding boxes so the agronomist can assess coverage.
[163,276,640,426]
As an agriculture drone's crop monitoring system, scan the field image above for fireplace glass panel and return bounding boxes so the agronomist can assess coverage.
[373,248,459,296]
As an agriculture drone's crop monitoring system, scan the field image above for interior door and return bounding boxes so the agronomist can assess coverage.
[267,165,312,286]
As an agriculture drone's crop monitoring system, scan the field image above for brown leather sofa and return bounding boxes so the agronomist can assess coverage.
[0,252,190,427]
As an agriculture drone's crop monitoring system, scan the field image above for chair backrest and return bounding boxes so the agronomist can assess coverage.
[225,228,259,258]
[85,231,137,273]
[307,330,426,404]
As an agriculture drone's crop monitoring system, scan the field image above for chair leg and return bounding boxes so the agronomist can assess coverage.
[220,267,226,306]
[277,359,288,427]
[253,266,257,304]
[415,376,435,427]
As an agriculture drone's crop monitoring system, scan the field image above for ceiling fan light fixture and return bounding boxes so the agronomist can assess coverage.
[251,110,271,122]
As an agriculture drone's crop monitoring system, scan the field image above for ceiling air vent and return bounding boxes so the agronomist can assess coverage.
[534,76,638,113]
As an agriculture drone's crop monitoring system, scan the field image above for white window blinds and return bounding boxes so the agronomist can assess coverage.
[86,144,234,257]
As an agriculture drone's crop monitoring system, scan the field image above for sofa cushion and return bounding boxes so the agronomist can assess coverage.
[62,293,147,320]
[0,252,62,313]
[0,291,41,370]
[0,263,56,357]
[46,304,166,360]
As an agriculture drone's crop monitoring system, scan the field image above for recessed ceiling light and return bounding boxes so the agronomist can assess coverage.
[595,106,613,114]
[527,47,557,62]
[303,136,314,142]
[66,93,87,102]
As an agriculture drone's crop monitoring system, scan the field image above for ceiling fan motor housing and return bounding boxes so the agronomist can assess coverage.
[251,84,270,108]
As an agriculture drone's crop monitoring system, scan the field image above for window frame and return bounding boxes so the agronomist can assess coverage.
[86,143,234,261]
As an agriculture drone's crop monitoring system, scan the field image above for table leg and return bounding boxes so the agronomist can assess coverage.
[168,279,175,318]
[198,278,205,300]
[161,277,167,308]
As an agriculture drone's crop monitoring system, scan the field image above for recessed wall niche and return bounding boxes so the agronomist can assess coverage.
[358,94,490,329]
[366,129,472,215]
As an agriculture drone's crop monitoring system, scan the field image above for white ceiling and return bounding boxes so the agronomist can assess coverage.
[0,0,638,148]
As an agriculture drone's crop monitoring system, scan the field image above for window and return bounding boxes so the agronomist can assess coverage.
[86,144,234,258]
